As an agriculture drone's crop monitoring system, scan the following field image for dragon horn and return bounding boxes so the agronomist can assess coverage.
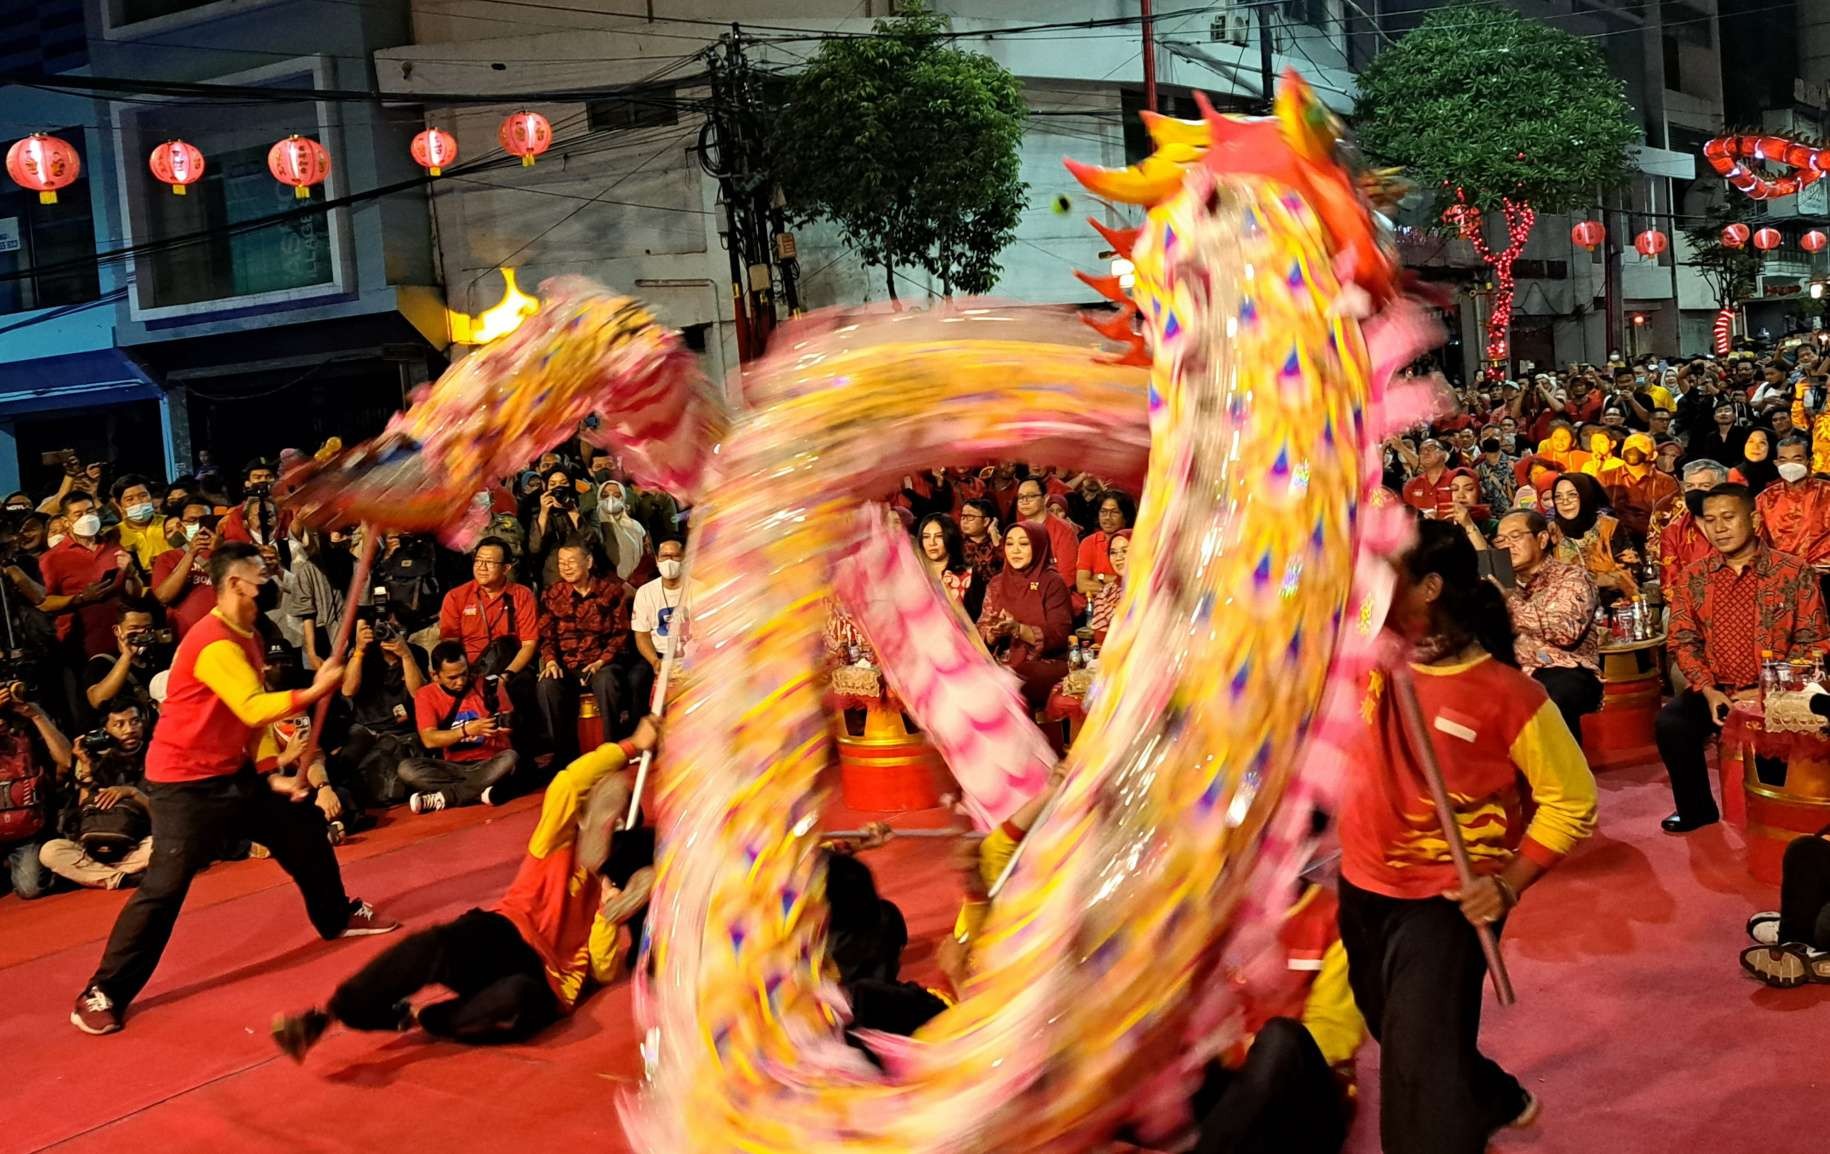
[1074,270,1131,305]
[1065,154,1187,206]
[1086,218,1141,259]
[1141,110,1211,152]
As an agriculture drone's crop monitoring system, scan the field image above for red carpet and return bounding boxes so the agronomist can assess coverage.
[1,762,1823,1154]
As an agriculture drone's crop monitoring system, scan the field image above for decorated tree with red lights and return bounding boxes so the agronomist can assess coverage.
[1353,0,1638,376]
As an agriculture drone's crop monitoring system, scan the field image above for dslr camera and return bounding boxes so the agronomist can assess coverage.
[480,673,511,730]
[77,728,118,756]
[548,485,577,511]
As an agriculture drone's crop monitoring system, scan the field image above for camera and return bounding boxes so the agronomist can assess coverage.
[548,486,577,510]
[245,481,273,500]
[480,673,510,730]
[125,627,173,658]
[78,729,118,755]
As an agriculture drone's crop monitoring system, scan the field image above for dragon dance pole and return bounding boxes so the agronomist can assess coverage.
[296,526,379,782]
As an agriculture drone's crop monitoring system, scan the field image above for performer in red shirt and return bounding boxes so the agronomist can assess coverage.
[71,542,396,1037]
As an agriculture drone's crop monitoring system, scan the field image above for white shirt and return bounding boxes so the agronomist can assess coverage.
[631,578,686,659]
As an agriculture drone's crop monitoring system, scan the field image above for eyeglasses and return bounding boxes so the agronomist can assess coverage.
[473,559,505,570]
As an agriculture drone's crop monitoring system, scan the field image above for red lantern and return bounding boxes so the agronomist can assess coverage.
[148,139,205,196]
[499,111,551,168]
[1634,229,1668,257]
[1570,220,1605,251]
[411,127,458,177]
[268,135,330,200]
[1754,226,1783,251]
[1721,222,1751,248]
[1805,230,1827,254]
[6,133,81,205]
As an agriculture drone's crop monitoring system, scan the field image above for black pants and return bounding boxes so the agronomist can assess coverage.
[1337,878,1525,1154]
[1530,666,1602,744]
[90,770,355,1008]
[1189,1018,1347,1154]
[534,656,654,766]
[1655,690,1785,823]
[327,908,560,1043]
[397,751,517,807]
[1780,835,1830,950]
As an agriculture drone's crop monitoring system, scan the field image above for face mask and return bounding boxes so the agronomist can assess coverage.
[1684,490,1709,517]
[604,497,626,515]
[1779,462,1810,483]
[658,558,683,580]
[46,534,65,549]
[72,514,102,539]
[125,502,155,524]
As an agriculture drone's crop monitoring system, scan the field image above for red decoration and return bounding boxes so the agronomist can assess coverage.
[268,135,330,200]
[6,133,81,205]
[1805,230,1827,254]
[1445,189,1535,380]
[499,111,551,168]
[1721,222,1751,248]
[147,139,205,196]
[1714,307,1736,355]
[1754,227,1783,252]
[1702,134,1828,201]
[1634,229,1668,257]
[411,127,458,177]
[1570,220,1605,251]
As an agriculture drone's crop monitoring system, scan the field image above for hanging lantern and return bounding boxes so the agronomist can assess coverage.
[1570,220,1605,251]
[499,111,552,168]
[1721,222,1751,248]
[147,139,205,196]
[1804,230,1828,254]
[1634,229,1668,257]
[6,133,81,205]
[411,127,458,177]
[267,135,330,200]
[1753,226,1783,251]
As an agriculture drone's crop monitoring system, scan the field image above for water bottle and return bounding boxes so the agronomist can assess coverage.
[1069,640,1083,669]
[1760,649,1777,709]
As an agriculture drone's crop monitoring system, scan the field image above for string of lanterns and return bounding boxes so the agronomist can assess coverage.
[1567,219,1830,258]
[4,110,555,203]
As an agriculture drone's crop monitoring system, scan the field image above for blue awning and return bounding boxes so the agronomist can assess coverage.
[0,349,158,417]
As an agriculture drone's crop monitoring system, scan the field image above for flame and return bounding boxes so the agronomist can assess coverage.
[451,268,539,345]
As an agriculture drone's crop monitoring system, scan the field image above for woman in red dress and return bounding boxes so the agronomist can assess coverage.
[976,521,1073,712]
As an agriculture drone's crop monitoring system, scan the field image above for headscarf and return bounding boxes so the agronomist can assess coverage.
[1551,472,1608,542]
[1736,427,1778,495]
[982,520,1063,633]
[1443,466,1490,521]
[596,479,647,580]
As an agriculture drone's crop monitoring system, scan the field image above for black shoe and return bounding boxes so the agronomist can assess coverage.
[271,1008,331,1063]
[1661,812,1719,834]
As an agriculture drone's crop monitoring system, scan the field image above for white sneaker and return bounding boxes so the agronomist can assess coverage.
[480,786,497,807]
[1508,1091,1541,1129]
[1747,911,1782,945]
[409,791,447,815]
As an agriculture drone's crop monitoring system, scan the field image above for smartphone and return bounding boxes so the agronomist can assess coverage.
[1476,549,1516,591]
[98,568,120,584]
[39,450,66,467]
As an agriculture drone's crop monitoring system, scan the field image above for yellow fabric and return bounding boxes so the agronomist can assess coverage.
[589,917,627,984]
[115,520,167,570]
[953,826,1021,941]
[1644,383,1674,412]
[526,741,629,859]
[193,639,301,728]
[1507,699,1599,859]
[1301,939,1364,1067]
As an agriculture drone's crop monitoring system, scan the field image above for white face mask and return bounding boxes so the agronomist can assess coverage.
[604,497,626,515]
[1779,462,1810,483]
[658,558,683,581]
[72,514,102,539]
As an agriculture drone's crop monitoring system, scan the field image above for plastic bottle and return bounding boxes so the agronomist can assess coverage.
[1760,648,1777,709]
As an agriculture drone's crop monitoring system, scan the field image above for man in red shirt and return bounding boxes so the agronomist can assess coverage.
[1657,484,1830,834]
[1399,440,1455,517]
[150,500,218,639]
[1756,434,1830,566]
[438,537,538,671]
[40,491,140,661]
[72,542,396,1037]
[398,640,519,814]
[536,542,640,766]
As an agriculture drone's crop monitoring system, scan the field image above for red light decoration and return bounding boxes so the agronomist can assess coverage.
[1714,307,1735,355]
[1702,134,1828,201]
[1634,229,1668,257]
[499,111,551,167]
[1754,226,1783,251]
[268,135,330,200]
[411,127,458,177]
[1570,220,1605,251]
[1805,230,1827,254]
[6,133,81,205]
[1721,222,1751,248]
[1445,190,1535,380]
[147,139,205,196]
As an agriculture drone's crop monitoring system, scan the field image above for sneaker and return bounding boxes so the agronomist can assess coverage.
[409,791,447,815]
[1740,943,1830,988]
[271,1008,330,1063]
[1508,1091,1541,1130]
[326,820,346,846]
[480,786,497,807]
[71,986,121,1036]
[248,842,272,859]
[338,899,400,939]
[1747,911,1782,946]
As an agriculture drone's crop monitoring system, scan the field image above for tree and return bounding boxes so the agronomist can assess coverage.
[1353,0,1640,375]
[1681,190,1760,310]
[770,2,1028,300]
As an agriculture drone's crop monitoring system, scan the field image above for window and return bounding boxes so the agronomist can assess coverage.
[0,126,101,315]
[0,0,86,73]
[1663,35,1682,93]
[587,88,679,133]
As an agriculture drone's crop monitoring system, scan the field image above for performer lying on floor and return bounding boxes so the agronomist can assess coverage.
[1742,827,1830,988]
[271,715,661,1059]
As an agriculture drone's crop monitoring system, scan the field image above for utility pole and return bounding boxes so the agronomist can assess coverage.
[1141,0,1157,113]
[1256,0,1275,113]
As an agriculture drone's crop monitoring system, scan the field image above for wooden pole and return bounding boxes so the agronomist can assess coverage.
[295,526,378,780]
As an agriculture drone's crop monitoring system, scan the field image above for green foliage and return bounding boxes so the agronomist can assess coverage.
[770,1,1028,297]
[1680,191,1760,307]
[1352,0,1640,216]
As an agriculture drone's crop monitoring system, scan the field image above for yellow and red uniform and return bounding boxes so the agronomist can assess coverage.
[1229,886,1363,1072]
[1340,656,1597,900]
[146,610,304,783]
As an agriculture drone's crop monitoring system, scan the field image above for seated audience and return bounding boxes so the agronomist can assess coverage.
[1492,511,1602,740]
[336,616,427,809]
[0,681,74,900]
[399,641,518,814]
[1755,434,1830,567]
[1602,432,1677,541]
[537,541,647,765]
[632,538,688,683]
[437,537,539,758]
[593,479,653,584]
[958,498,1004,591]
[1013,477,1078,591]
[1650,460,1728,592]
[916,513,979,619]
[1075,488,1135,603]
[1732,427,1778,496]
[1658,484,1829,834]
[39,698,151,891]
[976,521,1073,712]
[1549,474,1636,599]
[1087,529,1131,645]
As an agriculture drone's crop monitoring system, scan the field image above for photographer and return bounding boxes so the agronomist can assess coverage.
[40,698,152,890]
[41,491,140,662]
[397,641,517,814]
[0,678,74,900]
[84,604,169,714]
[527,467,587,589]
[216,458,288,552]
[336,611,427,808]
[150,500,218,639]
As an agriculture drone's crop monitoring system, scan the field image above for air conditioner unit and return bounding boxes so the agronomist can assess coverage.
[1211,2,1252,46]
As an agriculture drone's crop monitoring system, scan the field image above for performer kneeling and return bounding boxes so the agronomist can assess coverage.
[1338,521,1597,1153]
[271,716,660,1059]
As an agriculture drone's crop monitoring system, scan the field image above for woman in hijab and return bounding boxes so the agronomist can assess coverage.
[594,479,653,584]
[977,521,1073,711]
[1550,473,1636,598]
[1087,528,1131,644]
[1731,426,1779,496]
